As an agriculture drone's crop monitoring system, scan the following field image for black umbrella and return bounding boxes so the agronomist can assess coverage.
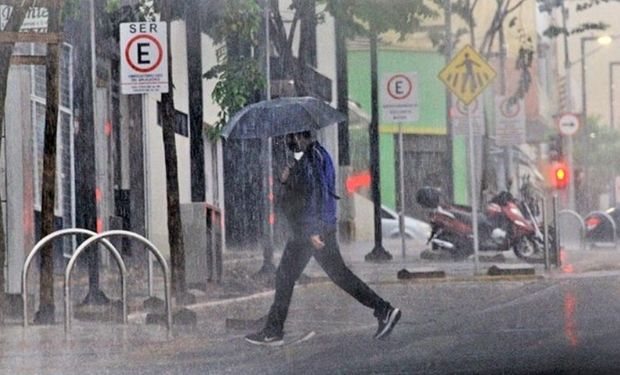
[220,96,346,140]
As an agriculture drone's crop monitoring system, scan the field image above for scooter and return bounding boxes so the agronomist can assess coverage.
[416,187,546,261]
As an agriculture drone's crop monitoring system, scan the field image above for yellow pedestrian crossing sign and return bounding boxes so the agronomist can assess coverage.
[439,45,496,105]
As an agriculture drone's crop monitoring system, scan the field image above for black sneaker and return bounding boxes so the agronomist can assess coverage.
[245,330,284,346]
[374,306,401,339]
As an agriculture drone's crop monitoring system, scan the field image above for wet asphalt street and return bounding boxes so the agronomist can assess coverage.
[7,265,620,375]
[7,237,620,375]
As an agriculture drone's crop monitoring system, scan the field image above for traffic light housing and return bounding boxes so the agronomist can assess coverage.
[551,160,569,190]
[548,135,563,161]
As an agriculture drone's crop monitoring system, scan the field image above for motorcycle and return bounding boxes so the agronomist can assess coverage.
[415,187,547,261]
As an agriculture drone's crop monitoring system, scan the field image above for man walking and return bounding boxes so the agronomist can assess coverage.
[245,130,401,346]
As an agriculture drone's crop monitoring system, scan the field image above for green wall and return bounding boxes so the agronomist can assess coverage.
[348,50,448,135]
[347,49,470,208]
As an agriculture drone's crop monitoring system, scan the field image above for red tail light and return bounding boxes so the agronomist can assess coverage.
[586,216,601,230]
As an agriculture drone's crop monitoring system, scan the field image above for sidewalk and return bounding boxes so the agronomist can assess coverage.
[142,236,603,318]
[173,237,620,306]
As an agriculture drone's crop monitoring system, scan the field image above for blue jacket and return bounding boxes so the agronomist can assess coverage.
[282,142,338,239]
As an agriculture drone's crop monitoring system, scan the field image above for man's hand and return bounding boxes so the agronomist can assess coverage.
[310,235,325,250]
[280,166,291,183]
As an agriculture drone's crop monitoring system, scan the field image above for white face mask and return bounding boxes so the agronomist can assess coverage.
[294,152,304,160]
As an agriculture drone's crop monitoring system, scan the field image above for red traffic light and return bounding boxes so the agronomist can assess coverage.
[552,161,569,190]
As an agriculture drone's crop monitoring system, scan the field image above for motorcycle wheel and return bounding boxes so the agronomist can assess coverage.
[512,236,541,262]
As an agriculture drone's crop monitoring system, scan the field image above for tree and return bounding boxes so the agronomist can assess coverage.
[424,0,611,201]
[201,0,265,136]
[36,0,63,324]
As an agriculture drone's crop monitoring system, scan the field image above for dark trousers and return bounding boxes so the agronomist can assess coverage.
[265,230,389,334]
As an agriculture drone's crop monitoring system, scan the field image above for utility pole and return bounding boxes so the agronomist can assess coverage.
[257,0,276,274]
[444,0,454,200]
[186,0,205,203]
[365,22,392,262]
[79,0,109,306]
[335,1,354,242]
[561,1,576,211]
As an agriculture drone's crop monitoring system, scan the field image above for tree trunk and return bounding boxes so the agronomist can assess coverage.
[269,0,307,96]
[185,0,205,202]
[36,0,62,325]
[160,0,186,298]
[0,1,36,325]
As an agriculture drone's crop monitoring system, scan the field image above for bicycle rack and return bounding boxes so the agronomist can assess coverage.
[584,211,617,248]
[65,230,172,335]
[22,228,127,328]
[559,209,586,251]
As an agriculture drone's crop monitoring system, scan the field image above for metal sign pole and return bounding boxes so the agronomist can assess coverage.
[398,121,406,259]
[467,103,480,272]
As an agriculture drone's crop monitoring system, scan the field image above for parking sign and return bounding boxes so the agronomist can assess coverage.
[120,22,168,94]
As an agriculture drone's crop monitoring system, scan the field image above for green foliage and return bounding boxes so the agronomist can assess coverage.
[204,59,265,140]
[576,0,620,11]
[202,0,262,44]
[323,0,438,38]
[105,0,121,13]
[570,21,609,34]
[202,0,264,141]
[136,0,157,21]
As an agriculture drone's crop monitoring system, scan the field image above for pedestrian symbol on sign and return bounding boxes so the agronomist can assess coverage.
[438,45,496,104]
[455,53,483,94]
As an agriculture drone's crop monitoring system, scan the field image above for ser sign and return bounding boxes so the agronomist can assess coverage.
[120,22,168,95]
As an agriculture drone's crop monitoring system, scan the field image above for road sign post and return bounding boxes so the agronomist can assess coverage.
[439,45,496,273]
[380,72,419,259]
[557,113,579,210]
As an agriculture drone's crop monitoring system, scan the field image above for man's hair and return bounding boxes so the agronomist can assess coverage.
[298,130,315,139]
[287,130,315,140]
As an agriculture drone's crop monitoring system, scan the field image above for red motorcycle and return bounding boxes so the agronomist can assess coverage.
[416,187,546,261]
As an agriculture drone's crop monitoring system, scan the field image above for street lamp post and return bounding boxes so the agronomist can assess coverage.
[364,22,392,262]
[610,62,620,129]
[610,61,620,205]
[580,36,596,135]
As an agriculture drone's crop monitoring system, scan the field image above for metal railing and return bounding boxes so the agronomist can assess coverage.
[65,230,172,335]
[559,209,586,251]
[22,228,126,328]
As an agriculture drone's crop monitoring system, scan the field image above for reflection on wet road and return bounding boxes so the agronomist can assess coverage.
[5,272,620,373]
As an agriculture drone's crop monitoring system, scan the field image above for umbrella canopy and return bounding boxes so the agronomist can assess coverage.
[220,96,346,140]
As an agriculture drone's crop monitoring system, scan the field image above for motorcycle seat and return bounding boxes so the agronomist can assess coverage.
[452,210,473,224]
[451,208,495,232]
